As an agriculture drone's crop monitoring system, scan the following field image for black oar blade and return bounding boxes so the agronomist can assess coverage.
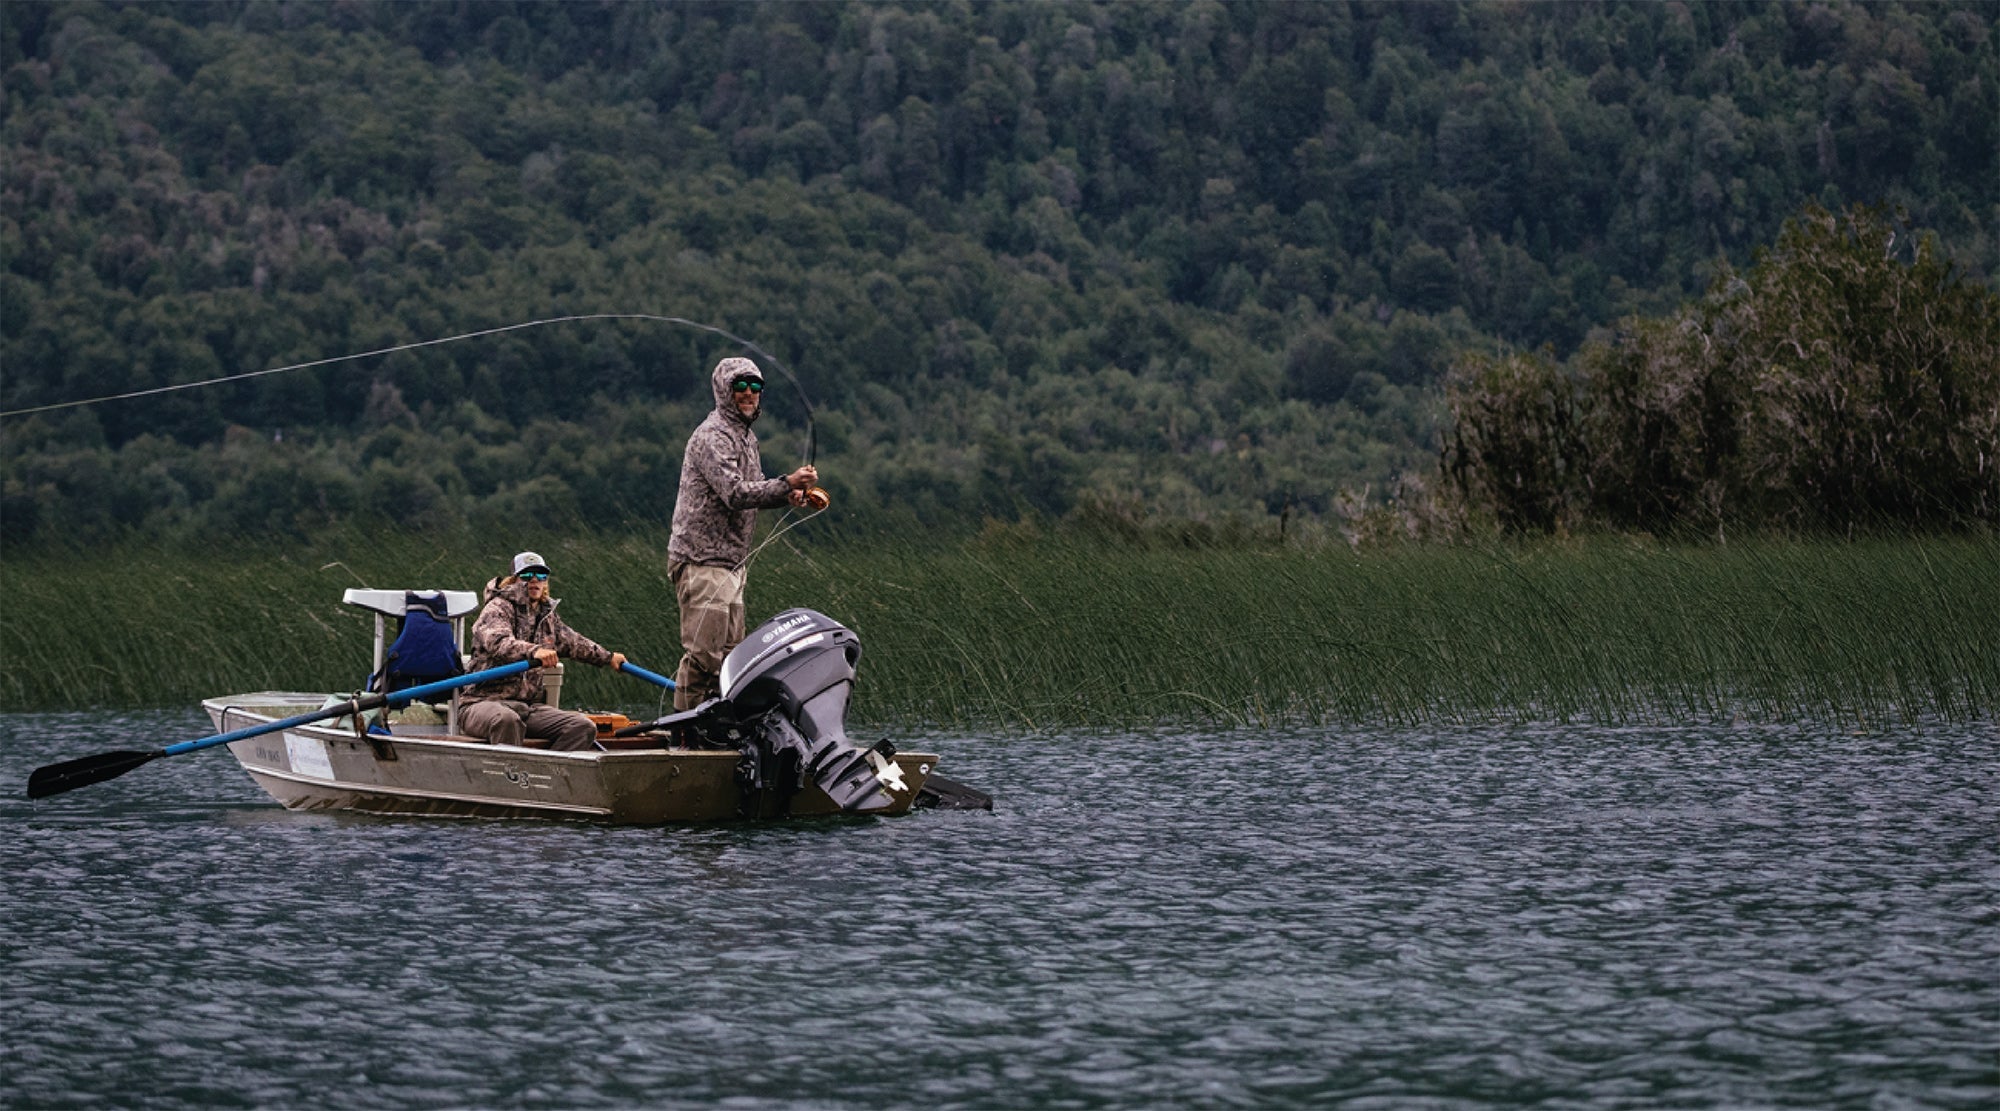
[26,750,162,799]
[915,772,993,811]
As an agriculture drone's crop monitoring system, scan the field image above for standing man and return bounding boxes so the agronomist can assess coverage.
[460,551,628,749]
[668,355,817,709]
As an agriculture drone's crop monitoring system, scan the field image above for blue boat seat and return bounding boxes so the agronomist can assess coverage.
[340,588,477,689]
[382,597,464,692]
[342,589,480,737]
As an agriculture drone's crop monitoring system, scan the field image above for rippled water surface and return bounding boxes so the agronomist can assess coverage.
[5,711,1997,1109]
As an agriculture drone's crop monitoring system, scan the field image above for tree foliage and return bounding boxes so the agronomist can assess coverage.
[2,2,1996,547]
[1443,204,2000,536]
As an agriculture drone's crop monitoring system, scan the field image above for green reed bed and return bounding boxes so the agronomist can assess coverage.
[781,535,1998,729]
[2,530,1994,729]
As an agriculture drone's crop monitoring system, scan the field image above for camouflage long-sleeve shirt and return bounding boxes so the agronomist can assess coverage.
[667,356,795,568]
[461,577,613,703]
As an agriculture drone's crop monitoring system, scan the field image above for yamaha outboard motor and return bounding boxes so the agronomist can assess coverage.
[631,609,899,815]
[720,608,897,814]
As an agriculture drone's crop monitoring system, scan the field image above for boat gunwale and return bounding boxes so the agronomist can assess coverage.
[201,692,940,764]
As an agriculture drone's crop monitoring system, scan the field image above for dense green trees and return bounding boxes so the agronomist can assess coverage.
[1443,204,2000,536]
[2,2,1996,547]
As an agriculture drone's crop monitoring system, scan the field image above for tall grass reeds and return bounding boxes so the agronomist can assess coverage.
[3,527,1994,730]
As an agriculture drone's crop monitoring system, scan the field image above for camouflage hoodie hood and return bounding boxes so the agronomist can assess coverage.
[668,357,794,566]
[710,355,761,427]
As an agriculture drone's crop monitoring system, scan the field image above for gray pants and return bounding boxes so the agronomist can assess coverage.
[670,559,746,711]
[460,699,600,751]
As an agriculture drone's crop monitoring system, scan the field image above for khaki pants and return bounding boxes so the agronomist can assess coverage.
[460,699,600,751]
[670,559,746,710]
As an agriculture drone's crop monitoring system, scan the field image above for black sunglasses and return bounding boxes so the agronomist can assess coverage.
[731,379,764,394]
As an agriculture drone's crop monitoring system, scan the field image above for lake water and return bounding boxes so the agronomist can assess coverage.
[4,710,1996,1109]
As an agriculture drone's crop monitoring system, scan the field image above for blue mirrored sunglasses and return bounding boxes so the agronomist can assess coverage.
[518,571,549,581]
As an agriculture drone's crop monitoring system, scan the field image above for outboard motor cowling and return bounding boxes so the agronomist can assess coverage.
[715,609,896,814]
[721,608,860,735]
[613,606,989,816]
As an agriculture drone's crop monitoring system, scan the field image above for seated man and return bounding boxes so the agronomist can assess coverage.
[459,551,627,750]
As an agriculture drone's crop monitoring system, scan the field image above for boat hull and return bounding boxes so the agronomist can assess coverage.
[204,693,936,824]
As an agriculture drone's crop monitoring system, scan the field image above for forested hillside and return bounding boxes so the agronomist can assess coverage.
[3,1,1996,546]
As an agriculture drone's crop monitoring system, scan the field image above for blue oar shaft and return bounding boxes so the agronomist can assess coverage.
[621,662,677,690]
[163,660,535,757]
[382,660,535,706]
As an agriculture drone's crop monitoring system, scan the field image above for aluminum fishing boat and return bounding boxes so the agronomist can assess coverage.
[200,591,959,823]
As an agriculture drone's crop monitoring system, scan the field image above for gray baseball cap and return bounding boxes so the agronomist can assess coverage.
[511,551,550,576]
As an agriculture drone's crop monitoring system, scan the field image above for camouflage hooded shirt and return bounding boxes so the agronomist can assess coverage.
[462,576,613,703]
[667,356,795,567]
